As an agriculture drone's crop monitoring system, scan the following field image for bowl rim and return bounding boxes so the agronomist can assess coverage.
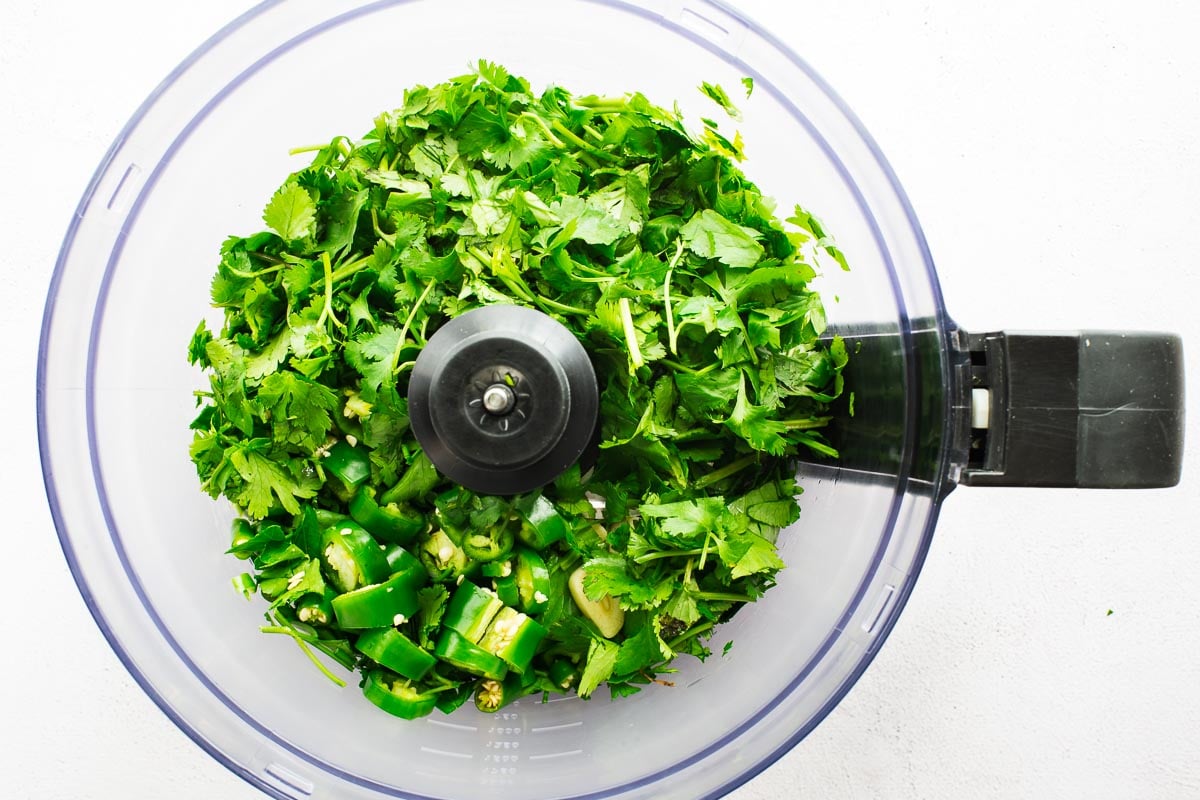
[38,1,949,798]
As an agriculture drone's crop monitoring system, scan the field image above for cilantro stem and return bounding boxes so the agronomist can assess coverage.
[667,620,715,651]
[575,97,631,113]
[659,358,716,375]
[392,280,436,374]
[225,261,286,280]
[663,239,685,355]
[633,547,706,564]
[698,531,712,570]
[519,111,617,165]
[316,252,345,331]
[693,454,758,490]
[518,112,566,148]
[534,295,592,317]
[469,246,538,305]
[288,137,352,158]
[794,435,840,459]
[780,416,833,430]
[329,253,375,284]
[553,250,614,284]
[370,208,393,244]
[618,297,645,369]
[691,590,754,603]
[549,119,620,163]
[260,624,348,687]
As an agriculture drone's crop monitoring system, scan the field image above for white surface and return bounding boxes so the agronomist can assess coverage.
[4,1,1198,798]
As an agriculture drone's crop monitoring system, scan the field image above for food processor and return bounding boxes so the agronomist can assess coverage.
[37,1,1184,799]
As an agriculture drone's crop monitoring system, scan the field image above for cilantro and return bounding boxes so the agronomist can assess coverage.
[679,208,765,268]
[726,371,789,455]
[581,556,674,609]
[263,183,317,242]
[416,585,450,650]
[718,530,786,579]
[188,63,850,717]
[662,588,702,627]
[256,371,339,452]
[578,638,620,699]
[699,81,742,121]
[639,498,729,545]
[614,619,671,677]
[227,439,314,517]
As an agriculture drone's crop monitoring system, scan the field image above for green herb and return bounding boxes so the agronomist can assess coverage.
[188,62,848,718]
[699,81,743,121]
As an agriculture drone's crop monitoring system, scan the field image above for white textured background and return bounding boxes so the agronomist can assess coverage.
[5,1,1198,798]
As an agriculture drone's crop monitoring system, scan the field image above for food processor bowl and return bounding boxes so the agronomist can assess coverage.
[37,1,1183,799]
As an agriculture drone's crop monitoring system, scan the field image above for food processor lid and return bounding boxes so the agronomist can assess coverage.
[408,305,599,495]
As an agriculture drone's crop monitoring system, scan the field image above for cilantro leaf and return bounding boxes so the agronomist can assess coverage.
[345,325,402,391]
[638,497,729,545]
[416,585,450,650]
[615,620,671,677]
[263,183,317,242]
[662,588,702,627]
[716,531,785,579]
[227,439,314,518]
[256,370,339,452]
[725,372,789,455]
[675,367,740,415]
[578,638,620,699]
[263,557,326,609]
[679,209,764,268]
[551,195,625,246]
[582,556,674,609]
[320,187,368,252]
[700,81,742,120]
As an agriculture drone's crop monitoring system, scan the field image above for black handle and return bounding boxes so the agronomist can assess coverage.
[960,331,1184,488]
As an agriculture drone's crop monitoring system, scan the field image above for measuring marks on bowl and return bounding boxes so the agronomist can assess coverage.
[410,699,587,788]
[103,162,143,214]
[675,0,747,52]
[261,760,315,799]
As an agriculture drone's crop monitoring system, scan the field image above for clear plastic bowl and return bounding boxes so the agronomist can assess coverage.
[38,1,950,798]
